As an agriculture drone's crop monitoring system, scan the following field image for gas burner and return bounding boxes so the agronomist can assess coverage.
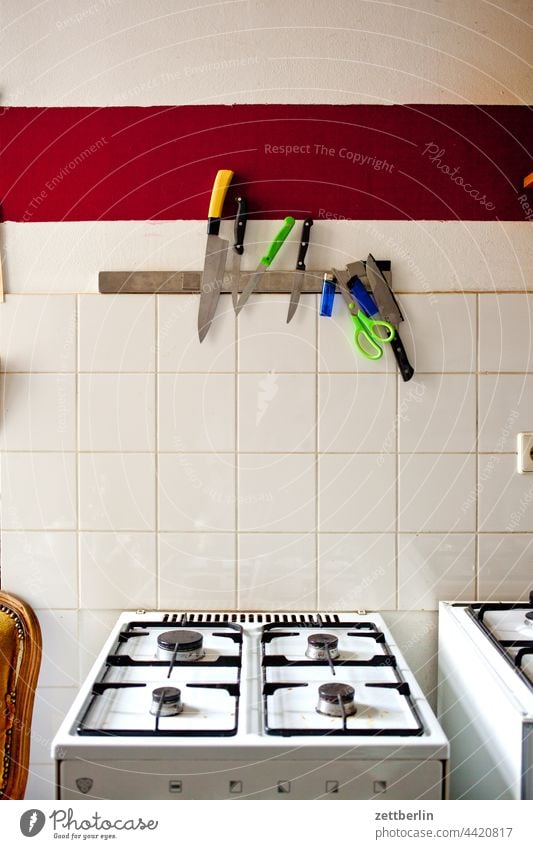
[150,687,183,717]
[306,633,340,660]
[525,612,533,628]
[316,682,357,718]
[157,629,205,662]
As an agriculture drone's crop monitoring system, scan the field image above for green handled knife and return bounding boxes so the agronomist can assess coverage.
[235,216,295,315]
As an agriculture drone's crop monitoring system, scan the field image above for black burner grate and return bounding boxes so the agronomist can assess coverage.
[260,620,424,737]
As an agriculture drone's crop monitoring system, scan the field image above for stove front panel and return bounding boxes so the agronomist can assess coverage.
[58,757,446,800]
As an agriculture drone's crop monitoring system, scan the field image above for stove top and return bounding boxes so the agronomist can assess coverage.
[63,610,442,744]
[464,594,533,691]
[53,611,449,800]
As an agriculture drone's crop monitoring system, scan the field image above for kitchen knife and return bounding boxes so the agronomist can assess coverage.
[230,196,248,310]
[287,217,313,323]
[235,216,295,314]
[198,169,234,342]
[363,254,415,381]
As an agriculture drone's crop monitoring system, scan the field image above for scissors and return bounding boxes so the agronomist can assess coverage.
[332,267,396,360]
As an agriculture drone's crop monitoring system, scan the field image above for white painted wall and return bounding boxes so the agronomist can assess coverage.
[0,0,532,800]
[2,0,532,106]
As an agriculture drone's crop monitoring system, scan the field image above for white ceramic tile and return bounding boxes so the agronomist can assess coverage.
[480,294,533,372]
[239,533,316,610]
[398,534,475,609]
[399,374,476,452]
[158,294,235,371]
[238,454,315,532]
[158,454,235,532]
[382,611,438,707]
[159,533,236,609]
[159,373,234,452]
[1,531,77,609]
[0,374,75,450]
[1,453,76,530]
[79,453,155,531]
[30,687,76,764]
[78,609,123,679]
[25,763,55,800]
[0,295,76,372]
[318,291,394,373]
[79,294,155,372]
[79,373,155,451]
[79,532,156,609]
[398,294,477,373]
[318,454,396,533]
[238,294,316,372]
[478,454,533,532]
[479,374,532,452]
[238,373,315,452]
[399,454,476,532]
[479,534,533,599]
[318,534,396,610]
[37,610,79,687]
[319,374,396,452]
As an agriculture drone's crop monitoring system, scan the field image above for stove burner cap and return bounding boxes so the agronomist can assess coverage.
[525,611,533,626]
[157,629,203,651]
[306,632,340,661]
[152,686,181,704]
[317,682,357,718]
[318,682,354,704]
[150,686,183,717]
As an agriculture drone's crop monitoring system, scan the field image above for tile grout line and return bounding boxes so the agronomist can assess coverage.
[235,310,239,610]
[395,366,400,610]
[75,294,81,678]
[315,295,319,609]
[155,296,159,609]
[475,293,480,600]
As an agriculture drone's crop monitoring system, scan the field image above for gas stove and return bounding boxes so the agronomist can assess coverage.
[438,597,533,800]
[53,611,449,800]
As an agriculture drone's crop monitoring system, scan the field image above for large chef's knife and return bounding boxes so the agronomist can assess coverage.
[287,217,313,323]
[230,196,248,310]
[364,253,414,381]
[235,216,295,314]
[198,169,234,342]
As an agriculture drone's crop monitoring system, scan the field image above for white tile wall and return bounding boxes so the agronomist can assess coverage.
[239,373,315,453]
[239,533,316,610]
[399,454,476,533]
[0,374,76,451]
[2,290,531,631]
[159,373,235,452]
[79,532,156,608]
[79,453,156,530]
[2,287,533,798]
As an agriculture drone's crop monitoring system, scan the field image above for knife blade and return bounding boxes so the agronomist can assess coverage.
[364,253,414,381]
[287,217,313,323]
[230,196,248,310]
[235,216,295,314]
[198,169,234,342]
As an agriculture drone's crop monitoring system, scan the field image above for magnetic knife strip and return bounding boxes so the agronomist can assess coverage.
[98,261,391,295]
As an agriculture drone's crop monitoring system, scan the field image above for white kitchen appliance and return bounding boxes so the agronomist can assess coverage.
[438,598,533,800]
[53,610,448,800]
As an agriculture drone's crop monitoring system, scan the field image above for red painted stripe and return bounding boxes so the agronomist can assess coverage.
[0,105,531,222]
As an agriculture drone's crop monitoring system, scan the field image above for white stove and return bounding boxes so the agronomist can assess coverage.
[438,598,533,800]
[52,610,449,800]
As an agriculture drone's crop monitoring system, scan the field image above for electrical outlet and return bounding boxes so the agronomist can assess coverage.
[517,433,533,473]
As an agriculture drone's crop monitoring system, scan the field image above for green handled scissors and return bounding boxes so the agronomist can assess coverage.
[332,268,396,360]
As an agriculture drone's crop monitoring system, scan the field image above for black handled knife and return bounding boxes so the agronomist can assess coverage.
[365,253,414,382]
[287,217,313,323]
[231,197,248,310]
